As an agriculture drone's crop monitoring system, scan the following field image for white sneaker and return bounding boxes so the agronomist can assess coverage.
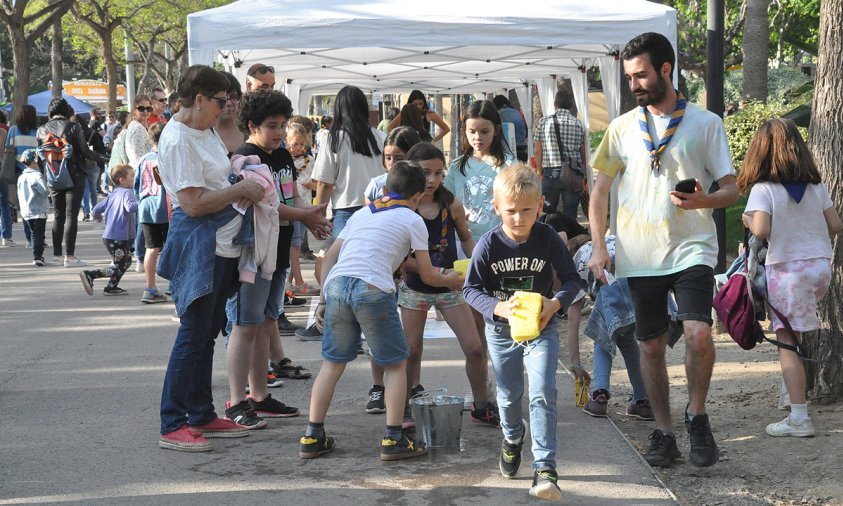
[766,416,815,437]
[2,238,16,247]
[26,241,33,249]
[64,256,88,268]
[135,260,144,273]
[463,392,474,411]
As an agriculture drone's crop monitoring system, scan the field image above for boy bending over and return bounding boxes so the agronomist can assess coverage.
[463,164,580,501]
[299,161,462,461]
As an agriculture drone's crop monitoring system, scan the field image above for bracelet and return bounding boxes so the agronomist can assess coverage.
[570,361,583,369]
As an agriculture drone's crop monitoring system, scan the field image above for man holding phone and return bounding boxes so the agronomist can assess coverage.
[587,32,738,469]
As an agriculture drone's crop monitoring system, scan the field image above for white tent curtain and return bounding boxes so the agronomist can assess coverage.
[513,84,529,120]
[536,77,556,117]
[284,83,301,114]
[598,53,622,121]
[570,66,590,131]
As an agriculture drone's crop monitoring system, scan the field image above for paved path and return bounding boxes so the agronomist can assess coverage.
[0,220,675,505]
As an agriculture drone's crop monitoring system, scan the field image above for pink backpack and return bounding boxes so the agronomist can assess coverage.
[713,270,763,350]
[713,230,810,358]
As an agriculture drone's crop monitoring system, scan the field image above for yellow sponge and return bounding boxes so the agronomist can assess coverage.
[452,259,470,276]
[509,291,542,342]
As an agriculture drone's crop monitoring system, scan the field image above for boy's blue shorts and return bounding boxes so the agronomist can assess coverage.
[322,275,408,366]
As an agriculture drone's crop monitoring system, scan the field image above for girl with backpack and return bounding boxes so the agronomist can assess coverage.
[737,118,842,438]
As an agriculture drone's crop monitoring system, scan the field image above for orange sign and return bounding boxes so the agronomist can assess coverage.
[63,80,126,102]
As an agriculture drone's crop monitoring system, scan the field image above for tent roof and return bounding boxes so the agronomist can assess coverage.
[1,90,95,117]
[187,0,676,94]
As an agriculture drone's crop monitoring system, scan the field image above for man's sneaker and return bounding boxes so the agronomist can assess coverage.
[470,403,501,427]
[299,433,336,459]
[191,417,250,438]
[380,432,427,461]
[278,313,303,335]
[583,389,609,418]
[159,425,212,452]
[293,282,320,296]
[499,436,523,478]
[685,411,720,467]
[224,400,268,430]
[26,240,33,249]
[366,385,386,414]
[356,342,366,355]
[284,290,306,306]
[625,399,655,420]
[529,468,562,501]
[141,289,168,304]
[103,286,128,296]
[135,261,144,273]
[300,249,317,261]
[33,258,46,266]
[79,271,94,295]
[82,214,91,222]
[766,415,815,438]
[643,429,681,467]
[296,324,323,341]
[2,238,16,247]
[248,393,300,418]
[64,256,87,267]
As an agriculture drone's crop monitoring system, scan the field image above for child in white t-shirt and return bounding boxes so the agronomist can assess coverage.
[738,118,842,438]
[298,161,462,462]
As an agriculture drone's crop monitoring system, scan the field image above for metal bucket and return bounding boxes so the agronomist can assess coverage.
[409,389,464,448]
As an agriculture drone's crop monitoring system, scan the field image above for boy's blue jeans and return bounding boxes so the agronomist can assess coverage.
[160,256,238,434]
[591,329,647,401]
[486,318,559,471]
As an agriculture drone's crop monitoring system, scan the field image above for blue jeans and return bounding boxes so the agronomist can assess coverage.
[322,276,408,366]
[541,168,581,221]
[81,168,99,215]
[487,318,559,471]
[0,180,12,240]
[160,256,238,434]
[591,329,647,401]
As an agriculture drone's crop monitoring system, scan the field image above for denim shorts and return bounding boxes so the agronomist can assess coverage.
[627,264,714,340]
[225,267,287,326]
[322,276,408,366]
[397,281,465,312]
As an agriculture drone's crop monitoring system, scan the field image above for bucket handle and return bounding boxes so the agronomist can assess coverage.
[410,388,448,404]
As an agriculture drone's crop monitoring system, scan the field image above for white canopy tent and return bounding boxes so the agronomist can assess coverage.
[187,0,677,125]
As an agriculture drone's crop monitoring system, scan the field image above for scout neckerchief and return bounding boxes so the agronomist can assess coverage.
[430,205,450,265]
[369,192,412,213]
[639,91,686,173]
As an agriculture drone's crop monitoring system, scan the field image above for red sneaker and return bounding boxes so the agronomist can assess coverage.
[159,425,212,452]
[191,417,250,438]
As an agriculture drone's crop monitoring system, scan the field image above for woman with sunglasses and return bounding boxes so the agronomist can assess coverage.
[216,72,245,155]
[125,95,155,270]
[155,65,265,452]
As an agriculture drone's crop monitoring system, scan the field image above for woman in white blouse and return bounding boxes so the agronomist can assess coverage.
[125,95,154,168]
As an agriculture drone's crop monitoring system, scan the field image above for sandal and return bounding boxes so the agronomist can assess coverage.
[272,358,312,379]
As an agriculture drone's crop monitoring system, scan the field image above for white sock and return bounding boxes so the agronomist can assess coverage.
[790,403,809,423]
[505,434,524,445]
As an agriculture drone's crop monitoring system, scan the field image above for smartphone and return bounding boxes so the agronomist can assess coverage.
[675,178,696,194]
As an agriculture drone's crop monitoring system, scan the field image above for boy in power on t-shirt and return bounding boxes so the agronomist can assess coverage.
[463,164,580,501]
[298,161,463,462]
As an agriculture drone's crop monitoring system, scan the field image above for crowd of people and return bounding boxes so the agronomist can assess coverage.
[1,30,840,503]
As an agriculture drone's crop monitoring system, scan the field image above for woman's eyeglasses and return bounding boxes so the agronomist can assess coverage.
[136,106,153,113]
[207,96,228,109]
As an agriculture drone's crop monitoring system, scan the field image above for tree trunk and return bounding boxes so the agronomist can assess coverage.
[51,15,63,98]
[743,0,769,102]
[102,33,119,111]
[805,0,843,405]
[9,26,31,115]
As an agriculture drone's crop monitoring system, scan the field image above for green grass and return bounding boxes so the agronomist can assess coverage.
[724,193,748,258]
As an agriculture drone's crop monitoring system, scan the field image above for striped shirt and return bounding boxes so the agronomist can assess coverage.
[4,125,39,162]
[532,109,585,168]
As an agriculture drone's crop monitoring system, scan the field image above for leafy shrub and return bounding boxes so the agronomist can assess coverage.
[589,130,605,149]
[725,101,808,170]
